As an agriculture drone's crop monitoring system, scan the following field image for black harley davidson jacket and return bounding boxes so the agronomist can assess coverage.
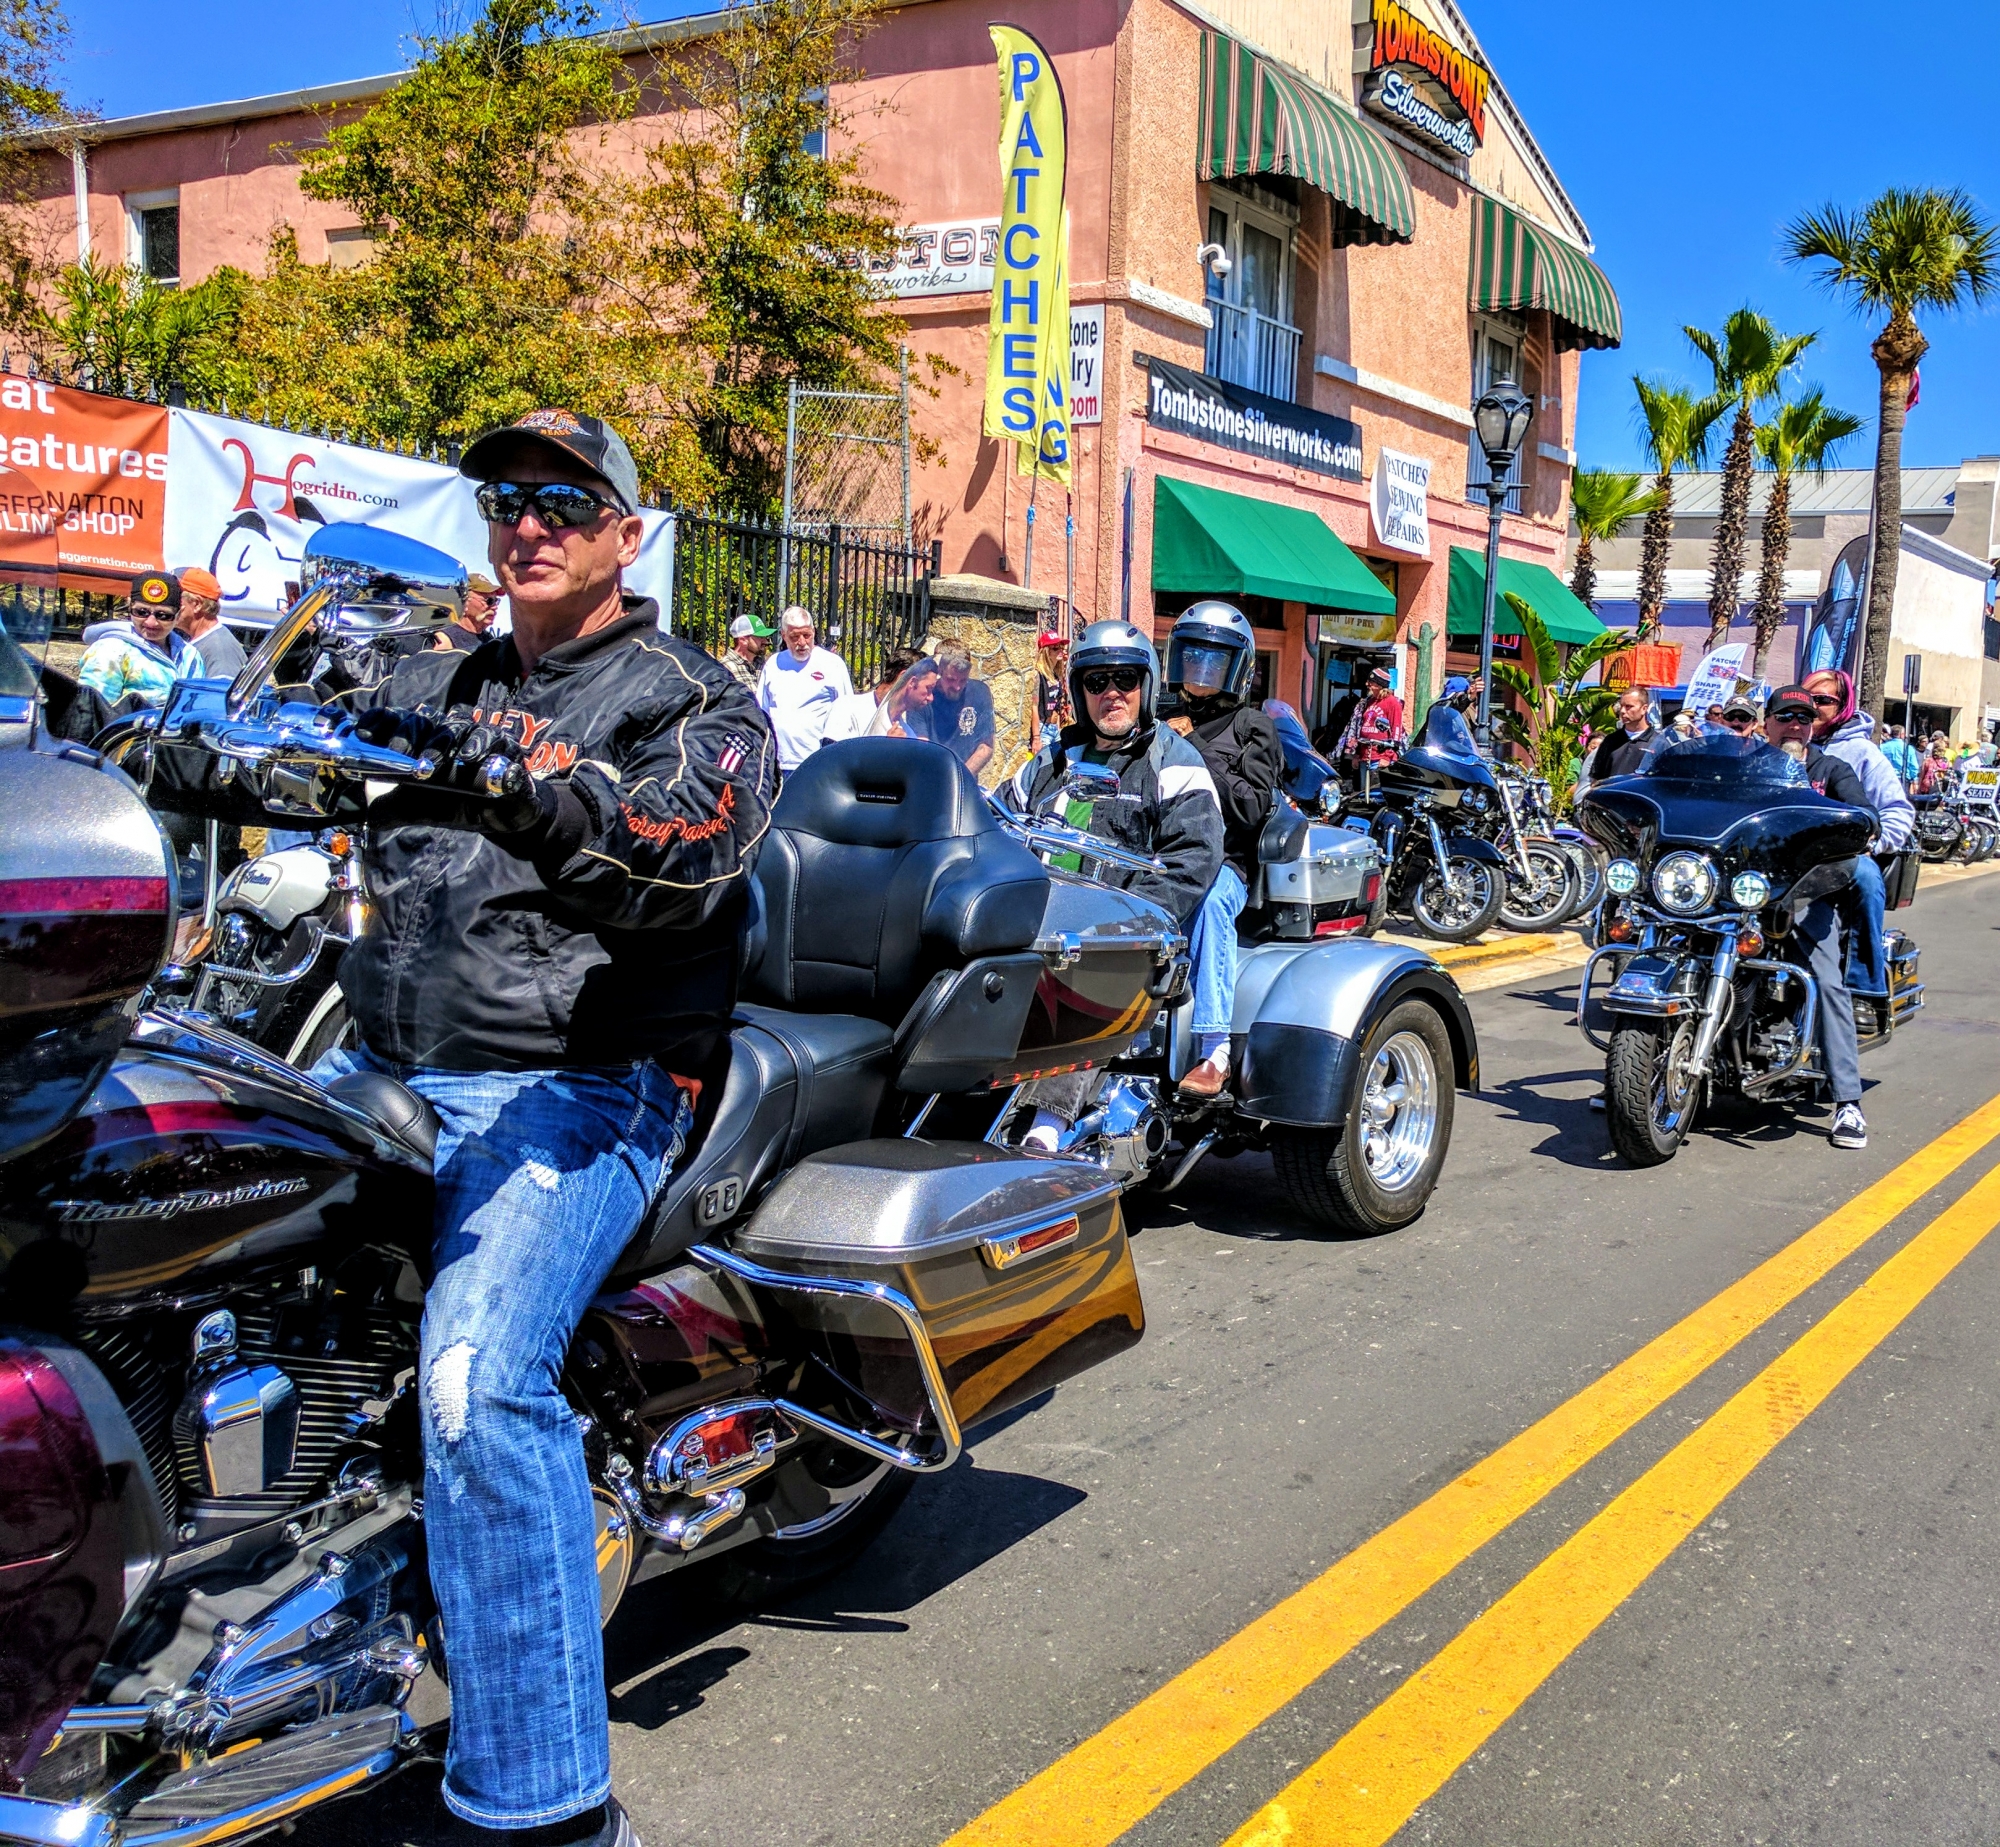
[335,600,777,1073]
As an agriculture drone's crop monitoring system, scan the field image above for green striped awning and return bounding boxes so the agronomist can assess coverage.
[1469,195,1621,352]
[1199,33,1414,247]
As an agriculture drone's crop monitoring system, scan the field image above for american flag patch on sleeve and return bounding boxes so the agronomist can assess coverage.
[717,732,753,775]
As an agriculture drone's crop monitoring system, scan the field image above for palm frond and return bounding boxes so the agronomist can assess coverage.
[1569,468,1660,544]
[1783,188,2000,317]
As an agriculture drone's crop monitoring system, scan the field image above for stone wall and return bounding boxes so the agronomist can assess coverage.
[924,572,1054,786]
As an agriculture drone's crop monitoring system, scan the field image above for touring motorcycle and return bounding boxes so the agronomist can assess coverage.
[0,525,1471,1845]
[1574,732,1923,1166]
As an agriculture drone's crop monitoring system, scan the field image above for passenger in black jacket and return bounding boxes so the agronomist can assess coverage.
[324,412,770,1846]
[1161,602,1281,1098]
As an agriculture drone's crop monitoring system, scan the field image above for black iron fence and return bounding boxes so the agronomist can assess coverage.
[669,511,941,690]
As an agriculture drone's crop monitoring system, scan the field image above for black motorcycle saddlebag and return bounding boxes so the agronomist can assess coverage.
[727,1139,1141,1434]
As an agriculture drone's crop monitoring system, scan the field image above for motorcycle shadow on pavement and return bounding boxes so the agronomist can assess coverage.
[600,1451,1084,1732]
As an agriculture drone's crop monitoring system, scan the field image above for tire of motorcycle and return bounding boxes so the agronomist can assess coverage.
[1605,1017,1701,1167]
[1497,842,1582,932]
[711,1447,914,1607]
[1269,1000,1455,1236]
[286,988,359,1071]
[1562,841,1606,918]
[1409,854,1505,943]
[1976,822,2000,864]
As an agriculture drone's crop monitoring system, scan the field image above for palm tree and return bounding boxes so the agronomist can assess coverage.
[1783,188,1999,716]
[1632,378,1728,639]
[1567,469,1660,611]
[1749,390,1863,683]
[1684,309,1816,653]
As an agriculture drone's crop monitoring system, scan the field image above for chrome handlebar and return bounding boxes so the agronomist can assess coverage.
[985,792,1164,876]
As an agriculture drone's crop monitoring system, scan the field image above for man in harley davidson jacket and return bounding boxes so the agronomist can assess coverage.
[325,412,775,1847]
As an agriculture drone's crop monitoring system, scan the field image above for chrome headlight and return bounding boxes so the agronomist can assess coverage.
[1459,788,1487,812]
[1729,870,1772,909]
[1605,858,1640,896]
[1653,851,1718,915]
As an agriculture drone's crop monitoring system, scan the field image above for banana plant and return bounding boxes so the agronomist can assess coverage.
[1489,592,1633,815]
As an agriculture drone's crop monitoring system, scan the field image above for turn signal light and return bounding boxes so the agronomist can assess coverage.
[1602,913,1637,944]
[1737,926,1765,958]
[321,830,354,859]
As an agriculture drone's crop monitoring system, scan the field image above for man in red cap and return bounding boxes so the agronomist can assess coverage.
[171,566,246,680]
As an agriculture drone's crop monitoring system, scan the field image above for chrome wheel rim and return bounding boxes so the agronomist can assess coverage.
[1358,1029,1439,1191]
[1422,862,1491,930]
[1507,846,1573,924]
[1652,1023,1699,1138]
[766,1457,894,1542]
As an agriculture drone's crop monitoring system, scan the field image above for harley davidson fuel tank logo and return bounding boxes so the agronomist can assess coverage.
[51,1176,311,1224]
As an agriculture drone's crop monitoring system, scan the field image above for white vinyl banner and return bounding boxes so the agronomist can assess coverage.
[1369,447,1431,556]
[162,408,673,624]
[1683,642,1748,715]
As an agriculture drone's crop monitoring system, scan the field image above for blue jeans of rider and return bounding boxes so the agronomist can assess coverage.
[313,1045,694,1829]
[1841,853,1888,997]
[1792,897,1862,1107]
[1189,864,1248,1057]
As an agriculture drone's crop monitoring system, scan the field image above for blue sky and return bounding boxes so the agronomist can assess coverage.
[68,0,2000,475]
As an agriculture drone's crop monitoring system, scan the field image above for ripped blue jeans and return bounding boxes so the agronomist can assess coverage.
[313,1046,693,1829]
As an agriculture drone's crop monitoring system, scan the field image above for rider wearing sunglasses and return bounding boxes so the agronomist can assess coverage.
[1002,617,1224,934]
[318,410,774,1847]
[1801,667,1914,1002]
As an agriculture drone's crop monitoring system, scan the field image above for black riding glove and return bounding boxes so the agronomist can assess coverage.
[353,703,584,854]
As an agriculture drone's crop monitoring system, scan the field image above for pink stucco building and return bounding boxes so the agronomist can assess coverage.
[20,0,1619,724]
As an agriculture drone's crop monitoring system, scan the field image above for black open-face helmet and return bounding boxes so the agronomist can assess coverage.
[1165,600,1256,700]
[1069,620,1160,732]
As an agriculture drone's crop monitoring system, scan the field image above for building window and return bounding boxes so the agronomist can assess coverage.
[1467,314,1527,514]
[325,225,381,271]
[802,87,828,159]
[1203,178,1301,404]
[126,190,180,285]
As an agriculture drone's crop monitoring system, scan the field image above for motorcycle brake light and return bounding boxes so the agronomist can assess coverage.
[676,1410,762,1475]
[1361,872,1382,905]
[1314,915,1365,936]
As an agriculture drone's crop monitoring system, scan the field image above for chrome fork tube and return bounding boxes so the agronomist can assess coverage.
[1686,934,1739,1078]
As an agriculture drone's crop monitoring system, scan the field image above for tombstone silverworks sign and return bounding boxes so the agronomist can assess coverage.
[1145,358,1363,483]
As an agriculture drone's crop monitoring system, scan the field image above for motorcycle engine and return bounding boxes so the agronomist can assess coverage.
[1013,1072,1170,1182]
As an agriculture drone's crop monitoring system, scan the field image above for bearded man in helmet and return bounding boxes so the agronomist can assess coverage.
[1162,601,1284,1097]
[1003,618,1224,932]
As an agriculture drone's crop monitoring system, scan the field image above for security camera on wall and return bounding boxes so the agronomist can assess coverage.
[1198,241,1231,281]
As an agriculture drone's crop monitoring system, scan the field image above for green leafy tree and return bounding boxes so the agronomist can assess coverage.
[1783,188,1999,717]
[1684,308,1815,653]
[6,254,242,401]
[1567,468,1659,611]
[1490,591,1633,814]
[625,0,915,511]
[1750,389,1862,682]
[1631,378,1728,638]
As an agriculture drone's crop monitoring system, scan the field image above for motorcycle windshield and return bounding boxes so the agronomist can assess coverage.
[0,516,61,706]
[1639,733,1812,792]
[1262,699,1335,804]
[1384,700,1497,791]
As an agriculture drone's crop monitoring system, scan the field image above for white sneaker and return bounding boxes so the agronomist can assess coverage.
[1830,1103,1868,1150]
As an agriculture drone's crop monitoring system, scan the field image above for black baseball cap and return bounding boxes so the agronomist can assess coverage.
[1720,696,1759,721]
[459,409,641,515]
[1767,683,1816,719]
[129,570,181,613]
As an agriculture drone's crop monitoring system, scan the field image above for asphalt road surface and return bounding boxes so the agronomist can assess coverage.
[308,866,2000,1847]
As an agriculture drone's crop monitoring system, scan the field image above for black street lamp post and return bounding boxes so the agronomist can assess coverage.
[1471,374,1535,753]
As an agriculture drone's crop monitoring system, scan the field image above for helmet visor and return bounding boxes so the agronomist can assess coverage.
[1177,641,1235,695]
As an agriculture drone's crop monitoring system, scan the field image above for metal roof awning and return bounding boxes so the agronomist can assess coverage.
[1198,33,1415,248]
[1469,195,1621,352]
[1445,547,1605,647]
[1153,476,1400,614]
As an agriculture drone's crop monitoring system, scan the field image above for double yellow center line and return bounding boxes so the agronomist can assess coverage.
[948,1092,2000,1847]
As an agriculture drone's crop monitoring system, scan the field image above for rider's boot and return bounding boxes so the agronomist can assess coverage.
[455,1799,638,1846]
[1180,1033,1231,1099]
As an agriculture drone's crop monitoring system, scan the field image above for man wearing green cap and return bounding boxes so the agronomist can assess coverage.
[720,611,773,690]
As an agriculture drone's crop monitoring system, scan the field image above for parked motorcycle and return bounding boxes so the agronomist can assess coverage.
[1473,766,1581,932]
[0,530,1173,1845]
[1504,766,1605,921]
[1329,703,1511,943]
[1573,732,1923,1166]
[983,763,1475,1233]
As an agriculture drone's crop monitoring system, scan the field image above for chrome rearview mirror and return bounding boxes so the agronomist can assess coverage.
[228,525,470,716]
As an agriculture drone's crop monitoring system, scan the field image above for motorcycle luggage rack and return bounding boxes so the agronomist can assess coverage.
[688,1244,963,1475]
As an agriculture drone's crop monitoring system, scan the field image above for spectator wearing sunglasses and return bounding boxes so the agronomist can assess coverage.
[299,408,773,1847]
[1802,667,1912,1003]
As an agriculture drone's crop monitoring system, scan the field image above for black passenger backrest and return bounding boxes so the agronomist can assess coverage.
[745,738,1049,1021]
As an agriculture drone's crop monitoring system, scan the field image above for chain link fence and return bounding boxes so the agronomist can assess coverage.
[780,351,911,543]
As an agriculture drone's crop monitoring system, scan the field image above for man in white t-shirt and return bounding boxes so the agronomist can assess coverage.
[758,605,854,770]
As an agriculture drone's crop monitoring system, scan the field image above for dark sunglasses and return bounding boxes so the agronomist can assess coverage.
[1810,693,1842,710]
[1080,667,1144,696]
[475,481,620,529]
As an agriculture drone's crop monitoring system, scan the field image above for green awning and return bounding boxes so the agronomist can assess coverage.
[1469,195,1621,352]
[1153,476,1398,615]
[1445,547,1605,646]
[1199,33,1414,247]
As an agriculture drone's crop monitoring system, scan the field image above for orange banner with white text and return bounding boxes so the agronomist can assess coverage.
[0,379,169,587]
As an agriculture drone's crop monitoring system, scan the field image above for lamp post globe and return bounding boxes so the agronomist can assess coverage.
[1471,373,1534,753]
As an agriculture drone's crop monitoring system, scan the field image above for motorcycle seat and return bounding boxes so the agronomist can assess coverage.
[325,1070,441,1162]
[608,1006,895,1285]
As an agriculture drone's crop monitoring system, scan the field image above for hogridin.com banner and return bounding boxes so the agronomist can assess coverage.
[983,25,1071,482]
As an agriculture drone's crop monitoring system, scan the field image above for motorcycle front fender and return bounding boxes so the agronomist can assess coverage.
[1430,833,1508,867]
[1231,939,1479,1127]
